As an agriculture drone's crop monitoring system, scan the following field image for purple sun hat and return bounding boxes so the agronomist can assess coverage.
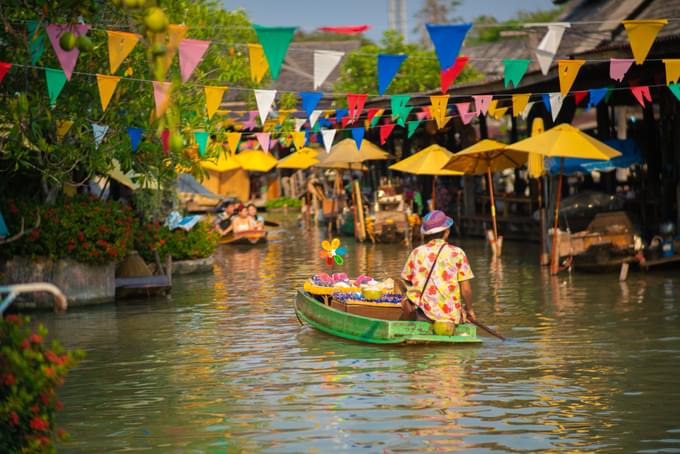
[421,210,454,235]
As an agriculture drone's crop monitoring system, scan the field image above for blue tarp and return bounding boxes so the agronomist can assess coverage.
[547,138,643,175]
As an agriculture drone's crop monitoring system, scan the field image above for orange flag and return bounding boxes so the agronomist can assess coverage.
[204,86,227,120]
[622,19,667,65]
[558,60,585,96]
[152,81,172,118]
[663,59,680,85]
[512,94,531,117]
[430,95,449,129]
[247,43,269,83]
[107,31,140,74]
[292,131,306,150]
[160,24,188,75]
[96,74,121,112]
[227,132,241,154]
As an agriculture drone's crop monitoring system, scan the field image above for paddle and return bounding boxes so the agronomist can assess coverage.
[264,220,280,227]
[470,319,506,341]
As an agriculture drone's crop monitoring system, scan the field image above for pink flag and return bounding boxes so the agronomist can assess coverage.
[255,132,271,151]
[415,111,428,121]
[630,85,651,107]
[610,58,634,82]
[179,39,211,82]
[420,106,431,120]
[153,81,172,118]
[161,129,170,154]
[243,111,258,130]
[45,24,90,81]
[379,123,396,145]
[455,102,476,125]
[473,95,493,116]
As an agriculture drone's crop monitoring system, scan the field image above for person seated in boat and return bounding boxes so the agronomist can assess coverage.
[214,201,238,236]
[400,210,476,324]
[247,203,265,230]
[231,205,257,235]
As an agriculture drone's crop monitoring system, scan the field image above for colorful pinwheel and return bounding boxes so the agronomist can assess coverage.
[320,238,346,266]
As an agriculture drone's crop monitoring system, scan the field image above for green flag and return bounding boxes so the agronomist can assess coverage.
[45,68,67,107]
[27,20,45,65]
[253,25,296,80]
[407,120,422,138]
[503,59,531,88]
[670,83,680,102]
[194,131,210,157]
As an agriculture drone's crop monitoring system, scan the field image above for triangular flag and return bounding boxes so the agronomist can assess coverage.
[294,118,307,132]
[473,95,492,116]
[247,43,269,83]
[127,127,144,152]
[253,25,296,80]
[455,102,476,125]
[669,83,680,102]
[587,87,609,111]
[430,95,449,129]
[351,127,364,151]
[161,129,170,154]
[396,106,413,127]
[420,106,431,120]
[0,211,8,238]
[521,101,535,120]
[370,109,384,128]
[407,120,422,138]
[152,81,172,118]
[300,91,323,119]
[278,109,294,124]
[663,59,680,85]
[488,101,508,120]
[107,31,140,74]
[574,91,588,106]
[227,132,241,153]
[96,74,120,112]
[56,120,73,142]
[622,20,667,65]
[377,54,407,95]
[45,68,67,107]
[27,21,46,65]
[512,94,531,117]
[194,131,210,157]
[204,86,227,120]
[45,24,90,81]
[292,131,306,150]
[91,123,108,149]
[379,123,396,145]
[347,93,368,122]
[314,50,344,90]
[548,93,564,122]
[243,111,258,130]
[558,59,585,96]
[309,110,323,128]
[254,89,276,125]
[367,108,380,123]
[440,56,468,94]
[390,94,410,121]
[610,58,634,82]
[321,129,336,153]
[255,132,271,151]
[504,59,531,88]
[630,86,652,107]
[179,39,210,82]
[160,24,188,76]
[0,62,11,84]
[533,23,570,75]
[425,23,472,70]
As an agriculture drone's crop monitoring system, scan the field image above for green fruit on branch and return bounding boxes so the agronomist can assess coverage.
[151,42,167,56]
[144,7,169,33]
[75,36,93,52]
[59,32,76,51]
[169,133,184,153]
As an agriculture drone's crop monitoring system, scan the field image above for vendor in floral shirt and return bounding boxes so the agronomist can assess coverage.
[401,210,476,324]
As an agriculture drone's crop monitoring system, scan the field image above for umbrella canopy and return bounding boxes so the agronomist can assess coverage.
[277,148,320,170]
[317,160,369,171]
[389,144,462,176]
[546,138,643,175]
[235,150,278,173]
[201,152,241,172]
[443,139,527,175]
[322,138,392,165]
[506,123,621,160]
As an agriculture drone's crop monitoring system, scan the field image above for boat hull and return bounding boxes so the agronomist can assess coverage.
[294,290,482,345]
[219,230,268,246]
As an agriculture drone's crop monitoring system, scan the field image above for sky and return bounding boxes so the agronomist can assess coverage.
[220,0,556,42]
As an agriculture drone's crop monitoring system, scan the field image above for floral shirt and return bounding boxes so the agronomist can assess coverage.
[401,239,474,323]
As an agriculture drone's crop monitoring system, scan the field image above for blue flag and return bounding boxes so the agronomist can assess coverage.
[300,91,323,119]
[587,87,609,111]
[0,210,8,237]
[425,23,472,70]
[194,131,210,157]
[377,54,407,96]
[351,127,364,151]
[542,94,552,113]
[335,108,348,125]
[127,127,144,153]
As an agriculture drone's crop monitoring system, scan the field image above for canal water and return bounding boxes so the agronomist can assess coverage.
[34,215,680,452]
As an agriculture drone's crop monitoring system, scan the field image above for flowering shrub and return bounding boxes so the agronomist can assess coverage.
[0,315,84,452]
[0,195,135,264]
[135,221,218,262]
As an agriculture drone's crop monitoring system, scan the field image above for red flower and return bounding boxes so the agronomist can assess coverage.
[31,405,40,414]
[40,393,51,405]
[29,416,49,431]
[82,242,90,250]
[4,373,16,385]
[4,314,19,323]
[9,411,19,426]
[22,340,30,349]
[44,367,56,378]
[36,435,50,445]
[28,228,41,241]
[45,350,62,364]
[67,240,76,253]
[77,231,85,241]
[30,333,43,344]
[55,400,64,410]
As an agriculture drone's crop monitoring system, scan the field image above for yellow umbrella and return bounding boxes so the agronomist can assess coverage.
[277,148,320,170]
[321,138,392,165]
[316,160,368,171]
[235,150,278,173]
[200,151,242,172]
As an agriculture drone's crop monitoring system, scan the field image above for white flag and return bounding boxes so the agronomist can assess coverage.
[294,118,306,132]
[92,123,109,149]
[321,129,336,154]
[530,23,570,76]
[309,110,323,128]
[549,92,564,122]
[314,50,344,90]
[521,101,535,120]
[254,89,276,125]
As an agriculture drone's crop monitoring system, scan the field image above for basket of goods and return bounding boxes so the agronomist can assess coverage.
[330,277,406,320]
[304,272,360,296]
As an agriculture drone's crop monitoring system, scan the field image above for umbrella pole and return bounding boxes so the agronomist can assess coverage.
[550,158,564,275]
[487,167,500,256]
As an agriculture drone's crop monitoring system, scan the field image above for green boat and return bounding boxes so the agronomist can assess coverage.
[294,290,482,345]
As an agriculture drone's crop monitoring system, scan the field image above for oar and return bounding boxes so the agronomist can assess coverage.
[264,220,280,227]
[470,319,506,341]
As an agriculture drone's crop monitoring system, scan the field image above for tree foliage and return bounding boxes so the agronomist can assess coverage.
[467,8,563,44]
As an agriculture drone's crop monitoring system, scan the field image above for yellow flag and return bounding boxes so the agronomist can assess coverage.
[558,60,585,96]
[430,95,449,129]
[512,94,531,117]
[663,59,680,85]
[487,100,509,120]
[278,109,295,124]
[204,86,228,120]
[160,24,189,75]
[623,19,667,65]
[107,31,140,74]
[247,43,269,83]
[56,120,73,142]
[96,74,121,112]
[527,117,545,178]
[292,131,306,150]
[227,132,241,153]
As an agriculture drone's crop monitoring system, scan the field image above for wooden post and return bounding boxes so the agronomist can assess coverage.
[550,158,565,275]
[538,177,550,266]
[487,166,499,256]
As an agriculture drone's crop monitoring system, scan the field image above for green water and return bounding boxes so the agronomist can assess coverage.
[33,216,680,452]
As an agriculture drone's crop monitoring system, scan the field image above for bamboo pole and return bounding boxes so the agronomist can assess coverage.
[486,166,499,256]
[550,158,565,275]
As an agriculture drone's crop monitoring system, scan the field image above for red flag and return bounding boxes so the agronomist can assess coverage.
[367,108,381,123]
[440,56,468,94]
[379,123,396,145]
[347,93,368,122]
[318,25,369,35]
[573,90,588,106]
[0,62,11,84]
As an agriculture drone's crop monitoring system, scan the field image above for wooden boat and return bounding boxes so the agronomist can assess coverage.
[219,229,267,245]
[294,290,482,345]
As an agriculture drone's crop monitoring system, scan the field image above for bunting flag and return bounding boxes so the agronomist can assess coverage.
[366,108,380,123]
[309,110,323,128]
[45,24,90,80]
[0,62,11,84]
[91,123,108,149]
[533,23,570,75]
[335,108,348,126]
[351,127,364,151]
[321,129,336,153]
[430,95,449,129]
[161,129,170,154]
[574,90,588,106]
[45,68,67,107]
[669,83,680,102]
[178,39,210,82]
[127,127,143,152]
[416,110,428,121]
[390,94,410,122]
[379,123,396,145]
[521,101,535,120]
[504,59,531,88]
[609,58,634,82]
[663,59,680,85]
[587,87,608,111]
[107,31,140,74]
[426,23,472,70]
[314,50,344,90]
[294,118,306,132]
[347,93,368,122]
[56,120,73,142]
[369,109,384,128]
[473,95,493,116]
[440,56,469,94]
[204,86,227,120]
[407,120,422,138]
[253,25,296,80]
[631,86,652,107]
[152,81,172,118]
[254,89,276,125]
[27,20,46,65]
[194,131,210,157]
[548,92,564,122]
[319,25,369,34]
[277,109,294,124]
[227,132,241,153]
[247,44,268,83]
[487,100,508,120]
[243,111,258,130]
[622,19,667,65]
[292,130,306,150]
[160,24,188,75]
[255,132,271,151]
[300,91,323,119]
[558,59,585,95]
[512,93,531,117]
[96,74,120,112]
[454,102,476,125]
[377,54,407,96]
